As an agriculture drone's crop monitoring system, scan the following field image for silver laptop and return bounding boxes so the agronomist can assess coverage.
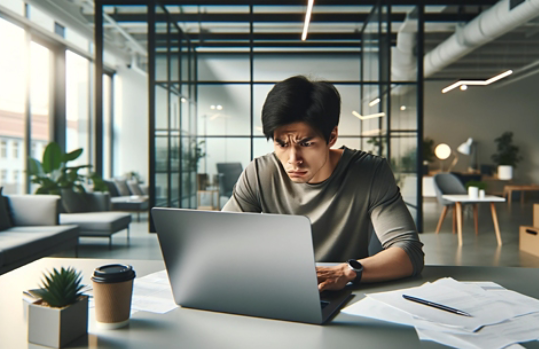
[152,208,352,324]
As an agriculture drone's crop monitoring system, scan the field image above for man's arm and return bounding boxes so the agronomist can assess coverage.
[317,247,413,291]
[317,158,424,291]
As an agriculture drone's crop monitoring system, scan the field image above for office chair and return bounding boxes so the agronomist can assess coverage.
[433,173,478,234]
[216,162,243,199]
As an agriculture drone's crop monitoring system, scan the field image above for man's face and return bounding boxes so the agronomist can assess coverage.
[273,122,337,184]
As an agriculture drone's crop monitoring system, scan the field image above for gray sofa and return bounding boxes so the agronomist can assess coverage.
[104,180,149,222]
[0,195,79,275]
[59,190,132,249]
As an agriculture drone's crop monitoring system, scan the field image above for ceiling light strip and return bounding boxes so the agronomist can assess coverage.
[368,98,381,107]
[352,111,385,120]
[442,70,513,93]
[301,0,315,41]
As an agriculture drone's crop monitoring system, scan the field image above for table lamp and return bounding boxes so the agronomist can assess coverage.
[457,138,478,172]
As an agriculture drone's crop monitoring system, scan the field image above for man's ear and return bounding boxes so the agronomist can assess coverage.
[328,127,338,147]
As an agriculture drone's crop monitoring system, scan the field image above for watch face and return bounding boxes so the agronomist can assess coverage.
[348,259,362,270]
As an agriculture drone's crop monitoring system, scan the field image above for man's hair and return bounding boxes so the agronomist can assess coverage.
[261,75,341,143]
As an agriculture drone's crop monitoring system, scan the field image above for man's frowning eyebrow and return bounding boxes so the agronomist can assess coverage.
[275,136,315,144]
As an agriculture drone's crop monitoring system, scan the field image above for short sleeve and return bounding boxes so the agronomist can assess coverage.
[221,161,262,213]
[368,158,425,276]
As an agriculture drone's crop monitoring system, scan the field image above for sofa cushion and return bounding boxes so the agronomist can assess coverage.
[111,197,149,211]
[127,181,144,196]
[60,212,131,236]
[0,187,13,231]
[104,180,120,197]
[113,179,131,196]
[0,225,78,266]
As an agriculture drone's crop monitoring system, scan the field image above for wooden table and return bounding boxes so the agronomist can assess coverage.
[442,195,506,246]
[503,185,539,208]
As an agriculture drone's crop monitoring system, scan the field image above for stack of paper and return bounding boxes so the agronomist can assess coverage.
[342,278,539,349]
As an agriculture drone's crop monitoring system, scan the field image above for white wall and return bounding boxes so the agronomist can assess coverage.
[425,75,539,183]
[113,65,149,182]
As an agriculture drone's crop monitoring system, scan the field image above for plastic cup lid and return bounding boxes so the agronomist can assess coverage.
[91,264,136,283]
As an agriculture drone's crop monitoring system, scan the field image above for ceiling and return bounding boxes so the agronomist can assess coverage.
[74,1,539,81]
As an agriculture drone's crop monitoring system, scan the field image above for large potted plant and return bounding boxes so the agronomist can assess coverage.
[28,267,88,348]
[491,132,522,180]
[28,142,107,210]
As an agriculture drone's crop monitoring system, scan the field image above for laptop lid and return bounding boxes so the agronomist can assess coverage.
[152,208,351,324]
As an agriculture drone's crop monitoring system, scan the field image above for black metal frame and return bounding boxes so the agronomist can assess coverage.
[92,0,428,232]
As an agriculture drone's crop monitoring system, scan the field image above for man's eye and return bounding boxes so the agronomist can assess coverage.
[277,142,288,148]
[300,142,313,147]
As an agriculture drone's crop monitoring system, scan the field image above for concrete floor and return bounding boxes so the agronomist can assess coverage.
[67,200,539,268]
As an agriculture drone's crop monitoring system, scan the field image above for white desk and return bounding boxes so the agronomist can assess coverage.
[442,195,506,247]
[3,258,539,348]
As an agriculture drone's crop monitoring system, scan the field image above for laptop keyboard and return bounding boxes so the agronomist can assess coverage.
[320,300,330,309]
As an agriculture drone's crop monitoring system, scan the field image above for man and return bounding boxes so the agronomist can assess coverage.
[222,75,424,292]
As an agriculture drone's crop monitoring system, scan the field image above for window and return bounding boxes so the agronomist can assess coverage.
[65,50,90,167]
[0,170,7,183]
[31,142,36,158]
[0,141,6,158]
[13,141,19,159]
[13,170,19,183]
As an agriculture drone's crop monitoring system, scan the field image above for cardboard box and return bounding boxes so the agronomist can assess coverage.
[534,204,539,228]
[520,226,539,258]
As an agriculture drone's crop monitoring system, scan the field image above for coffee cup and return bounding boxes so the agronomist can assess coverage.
[91,264,136,329]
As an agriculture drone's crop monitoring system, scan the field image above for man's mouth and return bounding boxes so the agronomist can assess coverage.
[288,171,307,177]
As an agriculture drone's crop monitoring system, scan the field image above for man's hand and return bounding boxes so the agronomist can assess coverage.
[316,263,357,292]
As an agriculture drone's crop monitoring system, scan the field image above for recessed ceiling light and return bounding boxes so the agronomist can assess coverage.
[460,85,468,91]
[216,105,223,110]
[210,105,215,110]
[400,105,406,111]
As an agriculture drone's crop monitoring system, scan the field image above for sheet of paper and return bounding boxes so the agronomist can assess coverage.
[86,270,178,315]
[130,269,178,314]
[366,279,539,331]
[416,312,539,349]
[343,278,539,349]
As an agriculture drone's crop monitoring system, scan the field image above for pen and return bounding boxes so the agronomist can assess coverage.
[402,294,472,317]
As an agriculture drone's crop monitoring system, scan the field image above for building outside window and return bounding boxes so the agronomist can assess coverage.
[13,170,19,183]
[0,140,6,158]
[0,169,7,183]
[13,141,19,159]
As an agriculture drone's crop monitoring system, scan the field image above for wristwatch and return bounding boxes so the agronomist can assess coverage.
[347,259,363,284]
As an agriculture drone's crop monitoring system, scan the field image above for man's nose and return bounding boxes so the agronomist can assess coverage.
[288,145,303,164]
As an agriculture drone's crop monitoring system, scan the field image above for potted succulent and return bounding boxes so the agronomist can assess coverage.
[491,132,523,180]
[28,267,88,348]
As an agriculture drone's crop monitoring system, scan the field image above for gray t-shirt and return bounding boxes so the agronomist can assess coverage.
[222,147,424,275]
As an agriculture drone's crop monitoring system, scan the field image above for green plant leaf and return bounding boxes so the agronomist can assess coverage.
[36,267,85,308]
[28,158,44,176]
[42,142,63,174]
[63,148,83,162]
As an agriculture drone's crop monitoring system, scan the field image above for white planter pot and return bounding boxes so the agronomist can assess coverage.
[28,296,88,348]
[468,186,479,199]
[498,165,513,180]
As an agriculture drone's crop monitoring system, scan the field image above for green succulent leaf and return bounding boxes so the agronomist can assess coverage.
[34,267,85,308]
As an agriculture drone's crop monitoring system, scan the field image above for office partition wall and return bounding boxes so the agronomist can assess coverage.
[93,1,426,232]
